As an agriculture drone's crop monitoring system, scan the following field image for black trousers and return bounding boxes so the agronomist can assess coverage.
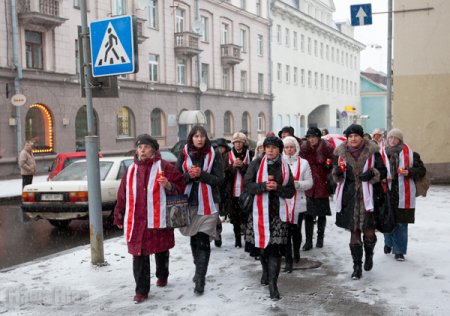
[22,175,33,188]
[133,250,169,295]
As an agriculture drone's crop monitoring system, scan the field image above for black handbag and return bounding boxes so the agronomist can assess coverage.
[375,190,396,233]
[238,190,254,216]
[165,195,190,228]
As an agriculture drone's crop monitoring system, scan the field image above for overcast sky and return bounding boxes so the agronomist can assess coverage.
[332,0,389,73]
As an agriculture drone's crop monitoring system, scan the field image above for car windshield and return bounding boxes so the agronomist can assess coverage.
[161,150,177,162]
[53,161,113,181]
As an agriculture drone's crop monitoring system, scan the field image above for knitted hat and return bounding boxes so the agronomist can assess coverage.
[278,126,295,138]
[135,134,159,151]
[283,136,300,154]
[305,127,321,138]
[344,124,364,138]
[371,128,383,137]
[263,136,284,151]
[387,128,404,142]
[232,132,247,144]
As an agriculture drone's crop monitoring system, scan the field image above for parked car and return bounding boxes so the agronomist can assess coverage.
[124,149,177,166]
[47,151,103,181]
[170,139,232,158]
[22,156,133,228]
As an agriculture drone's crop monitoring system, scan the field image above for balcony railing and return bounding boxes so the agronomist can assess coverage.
[17,0,67,29]
[221,44,243,66]
[174,32,202,57]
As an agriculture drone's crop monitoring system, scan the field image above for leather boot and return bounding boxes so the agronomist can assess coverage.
[194,233,210,295]
[190,236,199,283]
[363,235,377,271]
[350,244,363,280]
[284,226,294,273]
[234,224,242,248]
[260,255,269,285]
[268,256,282,300]
[316,216,326,248]
[302,216,314,251]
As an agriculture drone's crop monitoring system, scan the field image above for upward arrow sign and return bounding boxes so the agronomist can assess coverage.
[356,7,367,26]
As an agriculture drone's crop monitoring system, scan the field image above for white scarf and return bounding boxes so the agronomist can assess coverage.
[335,154,375,213]
[398,144,416,209]
[182,144,217,215]
[228,149,250,197]
[286,157,302,224]
[124,160,167,242]
[253,156,290,249]
[379,142,392,191]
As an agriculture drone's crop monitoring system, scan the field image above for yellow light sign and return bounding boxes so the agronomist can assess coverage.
[345,105,356,112]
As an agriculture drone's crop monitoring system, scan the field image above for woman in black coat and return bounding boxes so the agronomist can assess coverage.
[244,136,295,300]
[332,124,387,280]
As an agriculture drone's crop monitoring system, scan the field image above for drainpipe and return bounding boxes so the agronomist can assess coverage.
[11,0,23,155]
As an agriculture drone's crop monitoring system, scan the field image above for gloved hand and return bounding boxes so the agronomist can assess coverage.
[334,166,344,177]
[359,170,375,182]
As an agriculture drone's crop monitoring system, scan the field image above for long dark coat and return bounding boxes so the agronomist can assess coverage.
[244,156,295,257]
[332,140,387,231]
[114,152,186,256]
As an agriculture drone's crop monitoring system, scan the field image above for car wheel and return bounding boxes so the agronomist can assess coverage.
[48,219,71,229]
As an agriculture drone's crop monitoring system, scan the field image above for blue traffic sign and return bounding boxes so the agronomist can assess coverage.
[350,4,372,26]
[90,15,136,77]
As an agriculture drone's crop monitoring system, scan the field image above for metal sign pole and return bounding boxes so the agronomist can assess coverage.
[80,0,105,265]
[386,0,393,131]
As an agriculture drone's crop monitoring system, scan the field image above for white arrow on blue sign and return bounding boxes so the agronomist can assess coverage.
[90,15,135,77]
[350,4,372,26]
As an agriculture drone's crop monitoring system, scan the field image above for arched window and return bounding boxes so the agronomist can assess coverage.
[205,110,215,138]
[150,108,165,137]
[300,115,306,136]
[25,103,54,153]
[117,106,135,137]
[224,111,234,135]
[75,106,99,151]
[277,114,283,131]
[286,114,291,126]
[257,112,266,132]
[242,111,251,134]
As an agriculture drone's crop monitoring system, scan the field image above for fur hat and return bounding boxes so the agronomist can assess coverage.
[232,132,247,144]
[215,138,229,148]
[387,128,404,142]
[305,127,321,138]
[263,136,284,151]
[371,128,383,137]
[343,124,364,138]
[135,134,159,151]
[278,126,295,138]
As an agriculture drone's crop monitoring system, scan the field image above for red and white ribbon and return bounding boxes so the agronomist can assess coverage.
[228,150,250,197]
[286,157,301,224]
[398,144,416,209]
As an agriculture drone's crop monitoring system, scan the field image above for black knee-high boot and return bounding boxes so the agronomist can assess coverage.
[268,256,282,300]
[194,233,211,295]
[363,235,377,271]
[155,250,169,281]
[233,224,242,248]
[302,215,314,251]
[284,225,294,273]
[316,216,326,248]
[350,244,363,280]
[260,255,269,285]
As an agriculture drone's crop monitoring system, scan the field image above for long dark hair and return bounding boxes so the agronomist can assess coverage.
[187,125,211,149]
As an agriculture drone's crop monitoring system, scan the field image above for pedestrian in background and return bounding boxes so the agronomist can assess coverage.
[18,140,36,188]
[332,124,387,280]
[114,134,185,303]
[177,125,224,295]
[383,128,426,261]
[214,138,231,247]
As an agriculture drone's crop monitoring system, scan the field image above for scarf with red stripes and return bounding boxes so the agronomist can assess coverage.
[398,144,416,209]
[379,142,392,191]
[286,157,303,224]
[228,149,250,197]
[124,160,167,242]
[335,154,375,213]
[182,144,217,215]
[253,156,290,249]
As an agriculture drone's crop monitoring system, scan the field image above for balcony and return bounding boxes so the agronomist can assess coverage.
[174,32,202,57]
[221,44,243,66]
[136,18,149,44]
[17,0,67,30]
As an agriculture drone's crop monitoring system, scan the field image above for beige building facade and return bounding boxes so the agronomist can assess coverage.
[0,0,271,176]
[393,0,450,182]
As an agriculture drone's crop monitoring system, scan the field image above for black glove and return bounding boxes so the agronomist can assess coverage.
[334,166,344,177]
[359,170,375,182]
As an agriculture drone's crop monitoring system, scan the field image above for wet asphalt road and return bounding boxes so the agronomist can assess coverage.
[0,201,121,270]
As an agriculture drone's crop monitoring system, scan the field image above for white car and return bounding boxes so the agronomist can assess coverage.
[22,156,134,228]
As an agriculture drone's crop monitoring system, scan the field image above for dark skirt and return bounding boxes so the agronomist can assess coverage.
[306,197,331,216]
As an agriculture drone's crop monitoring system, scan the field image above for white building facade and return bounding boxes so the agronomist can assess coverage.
[270,0,364,136]
[0,0,271,176]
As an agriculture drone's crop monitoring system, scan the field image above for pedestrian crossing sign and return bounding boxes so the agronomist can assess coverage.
[90,15,137,77]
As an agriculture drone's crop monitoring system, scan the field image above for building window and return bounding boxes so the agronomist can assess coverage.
[301,69,305,86]
[293,31,298,50]
[331,47,335,62]
[336,49,340,64]
[285,28,290,47]
[222,67,230,90]
[307,37,311,55]
[117,107,134,137]
[257,112,265,132]
[224,111,234,134]
[75,106,99,151]
[258,73,264,94]
[332,76,335,91]
[320,73,324,90]
[25,104,54,153]
[177,59,186,85]
[240,70,247,92]
[314,40,318,57]
[205,110,215,137]
[277,114,282,131]
[25,31,43,69]
[149,54,158,82]
[314,72,318,88]
[175,8,185,32]
[257,34,263,56]
[150,108,163,137]
[285,65,290,83]
[326,75,329,90]
[242,112,250,133]
[113,0,126,15]
[326,44,329,60]
[320,42,324,58]
[308,70,312,87]
[293,67,298,85]
[201,16,209,42]
[300,34,305,52]
[148,0,158,28]
[277,63,282,82]
[73,0,80,8]
[221,23,229,44]
[256,0,262,16]
[201,63,209,87]
[240,0,246,9]
[276,25,281,44]
[240,29,247,53]
[75,39,80,75]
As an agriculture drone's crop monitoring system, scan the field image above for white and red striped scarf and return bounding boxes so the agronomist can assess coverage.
[182,144,217,215]
[286,157,302,224]
[398,144,416,209]
[335,154,375,213]
[379,142,392,191]
[228,149,250,197]
[124,160,167,242]
[253,156,290,249]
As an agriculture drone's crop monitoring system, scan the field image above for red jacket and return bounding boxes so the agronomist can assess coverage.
[114,152,186,256]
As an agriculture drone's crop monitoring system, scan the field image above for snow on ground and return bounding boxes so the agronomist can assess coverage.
[0,186,449,315]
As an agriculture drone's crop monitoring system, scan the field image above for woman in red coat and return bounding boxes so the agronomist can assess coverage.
[115,134,185,303]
